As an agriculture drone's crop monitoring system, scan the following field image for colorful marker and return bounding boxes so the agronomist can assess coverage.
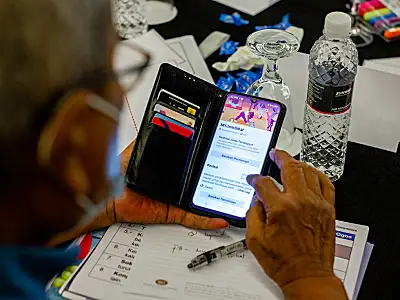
[384,27,400,39]
[364,8,392,21]
[359,0,385,16]
[369,13,397,25]
[374,16,400,29]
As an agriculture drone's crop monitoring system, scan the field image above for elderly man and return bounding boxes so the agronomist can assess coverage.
[0,1,348,299]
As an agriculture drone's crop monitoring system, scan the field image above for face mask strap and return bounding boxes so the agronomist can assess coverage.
[73,193,109,229]
[86,94,120,122]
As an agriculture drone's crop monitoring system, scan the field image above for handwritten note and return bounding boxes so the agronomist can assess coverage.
[123,225,283,300]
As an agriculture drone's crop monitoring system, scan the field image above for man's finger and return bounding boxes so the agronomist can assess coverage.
[270,149,307,192]
[302,165,323,196]
[167,206,229,230]
[247,175,280,208]
[318,172,335,206]
[269,149,294,170]
[303,166,335,206]
[246,201,266,235]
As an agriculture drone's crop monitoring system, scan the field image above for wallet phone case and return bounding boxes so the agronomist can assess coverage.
[125,64,284,227]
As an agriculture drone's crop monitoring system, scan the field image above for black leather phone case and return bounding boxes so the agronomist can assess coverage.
[125,63,285,226]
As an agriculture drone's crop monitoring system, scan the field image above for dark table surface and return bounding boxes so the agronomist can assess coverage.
[153,0,400,298]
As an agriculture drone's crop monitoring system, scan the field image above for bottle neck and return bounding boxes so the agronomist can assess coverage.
[323,32,350,42]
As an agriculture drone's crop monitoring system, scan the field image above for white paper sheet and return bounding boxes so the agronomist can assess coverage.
[363,59,400,76]
[114,30,181,154]
[350,67,400,152]
[167,36,215,84]
[62,221,368,300]
[213,0,281,16]
[366,57,400,68]
[353,242,374,300]
[279,52,400,153]
[278,52,310,129]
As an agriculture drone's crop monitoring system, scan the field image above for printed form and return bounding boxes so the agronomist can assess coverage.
[61,221,368,300]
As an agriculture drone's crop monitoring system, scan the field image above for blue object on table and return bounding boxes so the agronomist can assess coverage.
[235,77,250,93]
[220,40,239,55]
[220,12,249,26]
[237,70,262,85]
[216,74,235,91]
[255,13,292,31]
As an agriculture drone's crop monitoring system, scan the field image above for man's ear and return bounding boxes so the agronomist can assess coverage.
[37,89,94,194]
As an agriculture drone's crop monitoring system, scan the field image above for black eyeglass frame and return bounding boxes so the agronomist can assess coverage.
[33,43,151,134]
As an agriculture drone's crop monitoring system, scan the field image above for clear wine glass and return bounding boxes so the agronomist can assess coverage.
[246,29,302,155]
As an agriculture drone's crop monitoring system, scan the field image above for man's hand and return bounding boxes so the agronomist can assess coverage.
[113,189,228,230]
[116,141,228,230]
[246,150,347,299]
[47,142,228,247]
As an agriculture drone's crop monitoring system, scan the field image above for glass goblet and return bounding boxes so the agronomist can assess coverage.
[246,29,301,155]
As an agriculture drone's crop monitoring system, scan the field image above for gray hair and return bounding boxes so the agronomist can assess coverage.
[0,0,111,150]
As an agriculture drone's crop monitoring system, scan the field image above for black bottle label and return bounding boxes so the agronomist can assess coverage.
[306,77,354,114]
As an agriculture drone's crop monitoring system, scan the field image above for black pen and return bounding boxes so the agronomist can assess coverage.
[187,239,247,270]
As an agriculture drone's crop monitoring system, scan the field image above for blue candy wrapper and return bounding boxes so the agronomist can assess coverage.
[216,74,235,91]
[232,12,249,26]
[235,77,250,93]
[237,70,261,85]
[255,14,292,31]
[220,12,249,26]
[220,40,239,56]
[227,73,236,82]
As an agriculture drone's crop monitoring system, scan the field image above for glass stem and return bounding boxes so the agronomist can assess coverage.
[262,58,282,84]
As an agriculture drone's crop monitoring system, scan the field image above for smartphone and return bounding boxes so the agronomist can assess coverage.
[189,93,286,227]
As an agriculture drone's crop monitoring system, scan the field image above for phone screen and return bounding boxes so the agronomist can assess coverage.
[191,93,282,218]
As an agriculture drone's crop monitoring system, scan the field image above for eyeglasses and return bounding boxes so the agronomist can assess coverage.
[34,43,151,133]
[113,42,151,93]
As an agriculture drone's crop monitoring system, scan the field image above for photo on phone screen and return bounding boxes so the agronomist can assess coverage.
[191,93,283,219]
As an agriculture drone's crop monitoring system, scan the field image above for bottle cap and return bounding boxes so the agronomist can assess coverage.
[324,12,351,38]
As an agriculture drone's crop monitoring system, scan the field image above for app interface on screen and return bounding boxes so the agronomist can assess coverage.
[192,94,281,218]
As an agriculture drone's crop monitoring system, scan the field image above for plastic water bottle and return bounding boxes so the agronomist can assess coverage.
[301,12,358,182]
[112,0,148,39]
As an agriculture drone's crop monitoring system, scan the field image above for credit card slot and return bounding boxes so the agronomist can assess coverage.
[181,91,226,199]
[130,124,194,205]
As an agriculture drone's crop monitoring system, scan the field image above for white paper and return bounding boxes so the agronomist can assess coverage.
[62,221,368,300]
[114,30,181,154]
[115,29,180,67]
[363,59,400,76]
[353,242,374,300]
[350,67,400,152]
[278,52,310,129]
[213,0,281,16]
[335,221,369,299]
[366,57,400,68]
[167,36,215,84]
[279,52,400,153]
